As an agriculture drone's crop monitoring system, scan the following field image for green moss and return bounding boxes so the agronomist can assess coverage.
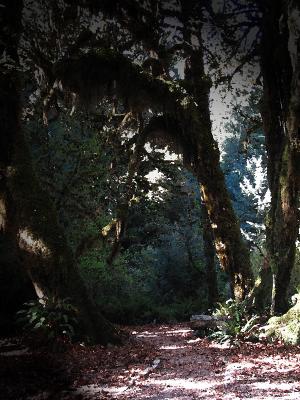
[263,295,300,344]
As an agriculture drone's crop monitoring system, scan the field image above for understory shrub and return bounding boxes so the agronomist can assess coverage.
[79,247,207,323]
[16,296,78,347]
[79,248,157,323]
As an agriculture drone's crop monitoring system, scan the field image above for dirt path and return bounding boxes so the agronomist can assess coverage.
[1,323,300,399]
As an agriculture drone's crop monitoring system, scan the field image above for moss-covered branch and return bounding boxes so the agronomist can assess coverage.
[53,49,253,299]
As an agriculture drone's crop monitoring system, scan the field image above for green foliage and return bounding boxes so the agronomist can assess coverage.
[16,297,78,344]
[24,115,120,253]
[24,104,212,325]
[153,298,206,322]
[79,247,155,323]
[210,299,259,344]
[80,241,207,323]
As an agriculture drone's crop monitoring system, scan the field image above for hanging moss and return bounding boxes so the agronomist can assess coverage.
[52,49,253,300]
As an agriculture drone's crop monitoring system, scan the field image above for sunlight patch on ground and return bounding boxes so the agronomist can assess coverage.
[223,359,300,400]
[165,329,192,335]
[133,327,192,339]
[135,332,159,338]
[223,393,300,400]
[253,381,299,391]
[74,384,128,396]
[147,377,216,391]
[187,337,202,343]
[159,345,188,350]
[208,341,232,349]
[257,356,300,371]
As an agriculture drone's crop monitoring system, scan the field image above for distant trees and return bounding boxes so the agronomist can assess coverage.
[28,105,214,321]
[222,89,268,249]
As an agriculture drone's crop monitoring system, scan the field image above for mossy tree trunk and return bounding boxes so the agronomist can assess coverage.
[201,201,218,307]
[260,0,300,314]
[195,135,253,300]
[251,257,273,313]
[0,73,36,336]
[0,0,118,344]
[179,0,253,300]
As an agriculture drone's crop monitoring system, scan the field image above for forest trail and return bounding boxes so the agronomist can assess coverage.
[1,323,300,399]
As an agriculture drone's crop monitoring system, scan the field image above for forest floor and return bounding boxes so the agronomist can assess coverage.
[1,323,300,400]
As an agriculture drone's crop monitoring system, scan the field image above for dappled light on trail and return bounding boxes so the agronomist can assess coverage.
[147,377,219,390]
[83,324,300,399]
[159,345,189,350]
[2,323,300,399]
[133,326,192,340]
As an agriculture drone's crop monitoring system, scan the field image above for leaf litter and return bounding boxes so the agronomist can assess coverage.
[1,323,300,399]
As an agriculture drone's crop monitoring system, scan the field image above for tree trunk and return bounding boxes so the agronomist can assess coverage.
[107,116,147,265]
[179,1,253,300]
[0,72,36,335]
[251,257,273,313]
[0,0,35,335]
[10,127,118,344]
[260,0,300,313]
[0,0,118,344]
[201,200,218,307]
[196,141,253,300]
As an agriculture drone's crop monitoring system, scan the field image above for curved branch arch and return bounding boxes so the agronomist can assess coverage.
[53,51,253,298]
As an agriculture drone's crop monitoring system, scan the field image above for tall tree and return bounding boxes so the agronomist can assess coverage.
[178,0,253,299]
[0,0,118,343]
[214,0,300,313]
[259,0,300,313]
[0,0,36,334]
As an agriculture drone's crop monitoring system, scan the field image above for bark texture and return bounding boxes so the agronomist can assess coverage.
[179,0,253,300]
[201,202,218,306]
[260,0,300,313]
